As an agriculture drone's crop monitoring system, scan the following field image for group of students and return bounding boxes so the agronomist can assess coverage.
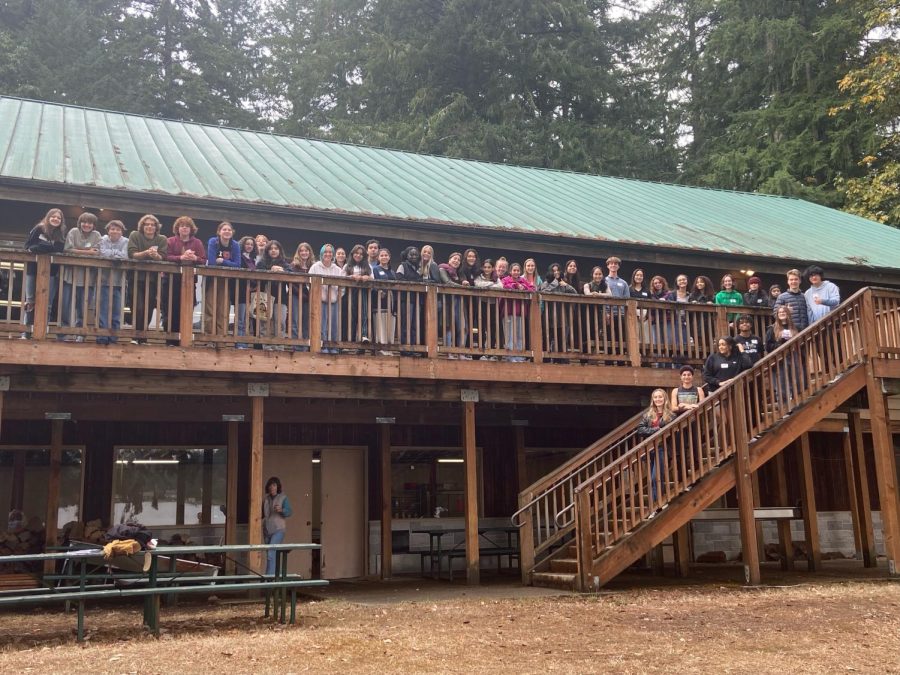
[18,208,840,355]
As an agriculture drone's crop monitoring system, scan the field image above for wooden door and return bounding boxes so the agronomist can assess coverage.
[320,447,366,579]
[263,447,313,577]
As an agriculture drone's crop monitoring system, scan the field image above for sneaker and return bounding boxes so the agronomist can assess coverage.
[361,336,370,343]
[130,339,140,345]
[447,354,458,360]
[74,336,85,343]
[19,332,31,340]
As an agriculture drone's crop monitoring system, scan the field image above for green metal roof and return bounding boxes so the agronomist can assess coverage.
[1,96,899,270]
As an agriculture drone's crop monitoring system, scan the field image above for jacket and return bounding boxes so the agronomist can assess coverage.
[773,289,809,332]
[702,350,751,391]
[263,493,293,536]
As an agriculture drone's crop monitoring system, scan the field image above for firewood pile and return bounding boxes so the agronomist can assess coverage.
[0,516,46,572]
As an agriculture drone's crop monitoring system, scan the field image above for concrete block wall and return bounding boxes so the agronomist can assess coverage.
[691,511,884,560]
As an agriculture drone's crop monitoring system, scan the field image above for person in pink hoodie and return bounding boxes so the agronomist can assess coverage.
[500,262,535,362]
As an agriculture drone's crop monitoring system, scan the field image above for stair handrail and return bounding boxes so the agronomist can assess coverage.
[510,413,643,528]
[567,287,872,582]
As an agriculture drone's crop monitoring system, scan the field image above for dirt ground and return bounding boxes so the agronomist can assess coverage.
[1,572,899,674]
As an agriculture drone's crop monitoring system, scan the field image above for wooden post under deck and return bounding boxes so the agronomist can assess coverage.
[179,266,195,348]
[514,426,527,493]
[842,431,864,558]
[248,395,265,573]
[31,256,51,340]
[847,411,877,567]
[731,385,760,585]
[797,434,822,571]
[751,471,766,563]
[462,400,480,585]
[673,525,691,578]
[865,363,900,575]
[44,419,63,574]
[773,452,794,571]
[379,422,393,580]
[225,420,239,574]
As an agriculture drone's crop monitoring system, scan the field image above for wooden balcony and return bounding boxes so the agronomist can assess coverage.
[0,251,774,392]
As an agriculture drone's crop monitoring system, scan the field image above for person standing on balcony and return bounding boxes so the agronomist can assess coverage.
[768,283,782,305]
[523,258,542,290]
[395,246,424,354]
[21,208,67,339]
[309,243,345,354]
[459,249,480,287]
[715,274,744,324]
[766,305,801,405]
[495,257,510,281]
[774,269,809,332]
[688,276,715,304]
[702,336,751,392]
[419,245,442,283]
[343,244,372,345]
[165,216,206,346]
[804,265,840,325]
[743,276,769,308]
[262,476,292,577]
[289,242,316,351]
[665,274,691,366]
[256,240,292,347]
[204,222,240,344]
[734,314,765,365]
[629,268,649,299]
[235,236,257,348]
[254,234,269,265]
[373,248,397,352]
[671,366,706,413]
[127,214,168,344]
[96,220,129,345]
[474,258,502,356]
[439,251,468,357]
[60,212,101,342]
[501,262,534,362]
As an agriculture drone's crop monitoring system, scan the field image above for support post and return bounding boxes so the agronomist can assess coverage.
[847,411,877,567]
[673,525,691,578]
[179,266,195,347]
[249,392,266,573]
[225,420,239,574]
[514,425,527,494]
[731,386,760,585]
[0,376,7,441]
[797,434,822,571]
[308,276,323,353]
[865,363,900,574]
[842,430,864,558]
[379,421,393,580]
[751,471,766,563]
[625,300,641,368]
[32,256,51,340]
[462,398,479,585]
[44,419,63,574]
[773,451,794,571]
[528,293,543,364]
[425,285,438,359]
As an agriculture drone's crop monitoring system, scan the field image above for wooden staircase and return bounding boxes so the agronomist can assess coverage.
[517,287,900,591]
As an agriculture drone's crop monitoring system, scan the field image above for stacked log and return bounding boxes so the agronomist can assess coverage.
[0,517,46,572]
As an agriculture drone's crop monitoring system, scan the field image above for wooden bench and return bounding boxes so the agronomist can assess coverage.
[443,547,520,581]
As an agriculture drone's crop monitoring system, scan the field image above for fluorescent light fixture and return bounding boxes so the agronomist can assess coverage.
[311,458,321,464]
[45,412,72,420]
[437,458,465,463]
[221,414,245,422]
[116,459,179,464]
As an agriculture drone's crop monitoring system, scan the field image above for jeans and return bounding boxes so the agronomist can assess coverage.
[321,300,339,352]
[97,285,122,344]
[264,528,285,576]
[444,296,467,349]
[60,282,95,334]
[503,314,526,361]
[290,294,310,342]
[649,446,666,503]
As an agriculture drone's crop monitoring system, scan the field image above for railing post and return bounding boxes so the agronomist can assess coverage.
[32,256,51,340]
[529,293,543,364]
[518,491,535,585]
[425,285,438,359]
[731,384,760,585]
[179,266,195,348]
[575,488,593,592]
[309,276,322,353]
[625,300,641,367]
[714,305,730,337]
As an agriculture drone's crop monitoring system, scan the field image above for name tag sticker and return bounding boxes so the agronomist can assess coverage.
[721,363,730,369]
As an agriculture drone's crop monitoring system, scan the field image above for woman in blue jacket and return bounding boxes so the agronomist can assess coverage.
[204,221,241,342]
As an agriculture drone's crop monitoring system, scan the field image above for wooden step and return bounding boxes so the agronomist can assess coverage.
[0,573,40,589]
[549,557,578,574]
[531,571,578,592]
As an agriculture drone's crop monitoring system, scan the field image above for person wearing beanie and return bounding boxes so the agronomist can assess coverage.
[743,276,770,308]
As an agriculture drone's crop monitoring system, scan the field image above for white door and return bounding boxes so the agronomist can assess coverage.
[263,448,313,577]
[320,447,366,579]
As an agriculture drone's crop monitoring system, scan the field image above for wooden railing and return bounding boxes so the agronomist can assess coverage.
[570,287,880,590]
[1,250,773,362]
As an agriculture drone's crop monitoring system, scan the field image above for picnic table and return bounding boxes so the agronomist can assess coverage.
[411,526,519,580]
[0,543,326,641]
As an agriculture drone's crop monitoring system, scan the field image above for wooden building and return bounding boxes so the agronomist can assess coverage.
[1,96,899,588]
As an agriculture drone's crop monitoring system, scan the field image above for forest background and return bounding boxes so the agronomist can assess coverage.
[0,0,897,226]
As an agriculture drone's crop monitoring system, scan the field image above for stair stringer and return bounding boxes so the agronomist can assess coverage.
[584,363,867,590]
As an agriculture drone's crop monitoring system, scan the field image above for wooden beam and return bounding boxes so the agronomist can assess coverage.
[514,426,527,494]
[462,400,479,585]
[225,420,239,574]
[797,435,822,571]
[732,386,760,585]
[43,419,63,574]
[201,448,213,525]
[866,362,900,575]
[673,525,691,578]
[425,286,438,360]
[847,411,877,567]
[750,471,766,564]
[842,430,864,559]
[179,266,195,348]
[248,396,265,573]
[773,452,794,571]
[379,423,393,580]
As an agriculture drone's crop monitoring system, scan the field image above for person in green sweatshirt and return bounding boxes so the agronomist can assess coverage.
[715,273,744,324]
